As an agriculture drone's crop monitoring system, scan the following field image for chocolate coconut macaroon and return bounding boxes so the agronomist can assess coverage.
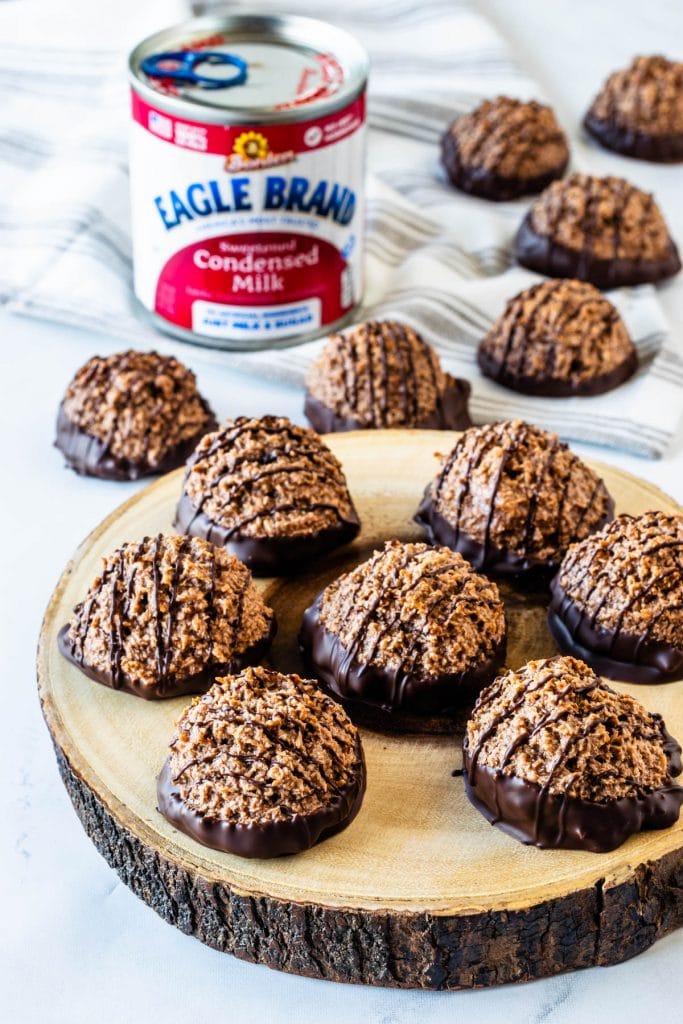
[157,666,366,858]
[58,534,276,699]
[514,173,681,288]
[175,415,360,576]
[478,279,638,397]
[304,319,471,433]
[299,540,507,733]
[56,350,217,480]
[415,420,613,579]
[549,511,683,683]
[584,55,683,163]
[441,96,569,201]
[463,656,683,852]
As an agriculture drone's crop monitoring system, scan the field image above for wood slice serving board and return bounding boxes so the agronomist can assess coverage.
[37,430,683,990]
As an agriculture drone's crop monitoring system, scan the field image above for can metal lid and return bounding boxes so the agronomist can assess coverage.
[129,14,369,125]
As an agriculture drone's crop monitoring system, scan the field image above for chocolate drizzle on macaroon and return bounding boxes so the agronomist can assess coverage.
[584,55,683,162]
[175,415,360,576]
[304,319,471,432]
[463,656,683,852]
[478,279,638,397]
[415,420,613,579]
[441,97,569,201]
[549,511,683,683]
[58,534,276,699]
[299,540,507,733]
[55,350,217,480]
[514,173,681,288]
[157,666,366,858]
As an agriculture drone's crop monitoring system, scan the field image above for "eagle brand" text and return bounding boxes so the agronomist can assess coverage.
[154,175,356,230]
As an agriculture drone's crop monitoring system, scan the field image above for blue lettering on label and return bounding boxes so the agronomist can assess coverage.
[154,175,355,229]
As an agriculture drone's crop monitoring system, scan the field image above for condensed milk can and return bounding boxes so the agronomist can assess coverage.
[128,15,368,349]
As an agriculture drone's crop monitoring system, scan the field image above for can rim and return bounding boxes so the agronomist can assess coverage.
[128,13,369,126]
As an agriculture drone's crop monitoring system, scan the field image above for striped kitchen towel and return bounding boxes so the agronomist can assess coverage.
[1,0,681,457]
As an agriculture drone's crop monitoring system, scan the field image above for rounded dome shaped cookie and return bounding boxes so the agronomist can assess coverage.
[463,656,683,852]
[304,319,471,432]
[175,415,360,576]
[56,350,217,480]
[299,539,507,732]
[58,534,275,699]
[584,55,683,162]
[478,279,638,397]
[441,96,569,201]
[157,666,366,858]
[415,419,613,579]
[549,511,683,683]
[513,173,681,288]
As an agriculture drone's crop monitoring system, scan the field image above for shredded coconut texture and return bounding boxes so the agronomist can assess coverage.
[589,55,683,135]
[557,511,683,648]
[426,419,612,564]
[529,173,674,262]
[182,415,358,539]
[479,279,636,387]
[446,96,569,179]
[65,534,274,692]
[62,350,215,467]
[318,540,506,678]
[306,319,456,426]
[169,667,362,824]
[467,656,673,801]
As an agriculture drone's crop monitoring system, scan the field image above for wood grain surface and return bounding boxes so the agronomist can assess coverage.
[37,430,683,988]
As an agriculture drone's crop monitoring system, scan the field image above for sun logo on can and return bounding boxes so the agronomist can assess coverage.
[234,131,270,161]
[224,130,296,172]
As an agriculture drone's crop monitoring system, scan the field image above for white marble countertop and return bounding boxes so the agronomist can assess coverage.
[3,1,683,1021]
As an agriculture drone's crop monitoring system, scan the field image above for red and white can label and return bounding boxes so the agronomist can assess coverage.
[129,91,366,343]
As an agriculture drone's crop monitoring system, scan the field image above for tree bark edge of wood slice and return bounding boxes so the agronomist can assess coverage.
[43,731,683,989]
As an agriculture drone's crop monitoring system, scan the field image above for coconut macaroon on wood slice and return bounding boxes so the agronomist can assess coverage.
[38,431,683,989]
[415,419,613,580]
[58,534,276,699]
[175,415,360,576]
[299,539,506,733]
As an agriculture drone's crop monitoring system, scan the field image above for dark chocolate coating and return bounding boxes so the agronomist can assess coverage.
[304,376,472,434]
[414,492,614,580]
[477,345,638,398]
[463,725,683,853]
[174,490,360,577]
[156,739,366,859]
[547,574,683,684]
[584,111,683,163]
[441,130,568,202]
[513,211,682,289]
[57,618,277,700]
[55,401,218,481]
[298,592,507,729]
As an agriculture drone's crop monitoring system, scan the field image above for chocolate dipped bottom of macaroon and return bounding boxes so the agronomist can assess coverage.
[548,511,683,684]
[58,534,276,699]
[55,350,217,480]
[299,540,507,733]
[157,666,366,858]
[584,55,683,163]
[174,415,360,576]
[478,279,638,397]
[441,96,569,201]
[513,173,681,288]
[304,319,471,433]
[463,656,683,852]
[415,420,613,580]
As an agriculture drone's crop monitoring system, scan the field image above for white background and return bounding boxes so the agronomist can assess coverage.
[2,1,683,1022]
